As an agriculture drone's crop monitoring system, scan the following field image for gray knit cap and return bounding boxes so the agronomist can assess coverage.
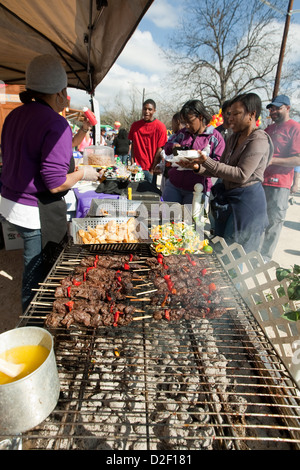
[26,54,68,94]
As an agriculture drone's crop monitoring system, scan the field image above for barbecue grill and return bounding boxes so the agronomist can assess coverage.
[3,241,300,450]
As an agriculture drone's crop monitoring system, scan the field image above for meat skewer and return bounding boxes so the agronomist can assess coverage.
[44,252,230,329]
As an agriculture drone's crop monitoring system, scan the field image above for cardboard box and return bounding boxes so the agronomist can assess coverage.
[1,221,24,250]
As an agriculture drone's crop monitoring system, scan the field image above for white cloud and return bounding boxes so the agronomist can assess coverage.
[68,27,172,110]
[117,30,169,74]
[145,0,181,28]
[68,0,182,110]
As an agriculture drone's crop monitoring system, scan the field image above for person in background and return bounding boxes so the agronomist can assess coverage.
[100,128,107,146]
[72,116,92,150]
[159,112,185,193]
[113,128,132,165]
[0,54,101,311]
[163,99,225,205]
[291,166,300,194]
[216,100,233,143]
[179,93,273,254]
[128,99,167,184]
[261,95,300,262]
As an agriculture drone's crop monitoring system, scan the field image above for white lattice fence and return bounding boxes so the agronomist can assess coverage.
[212,236,300,375]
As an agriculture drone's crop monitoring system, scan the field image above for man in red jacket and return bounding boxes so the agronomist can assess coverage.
[128,99,167,184]
[261,95,300,262]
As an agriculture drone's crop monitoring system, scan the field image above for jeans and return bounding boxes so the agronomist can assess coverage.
[260,186,290,262]
[143,170,154,184]
[162,179,193,204]
[6,222,43,311]
[119,154,129,165]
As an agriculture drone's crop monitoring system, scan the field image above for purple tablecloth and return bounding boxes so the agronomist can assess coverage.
[73,188,119,218]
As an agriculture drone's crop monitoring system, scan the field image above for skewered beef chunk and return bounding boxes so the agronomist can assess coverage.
[46,252,228,330]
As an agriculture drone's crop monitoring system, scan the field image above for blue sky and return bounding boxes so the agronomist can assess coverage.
[68,0,300,112]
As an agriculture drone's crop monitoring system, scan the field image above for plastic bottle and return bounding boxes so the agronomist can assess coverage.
[83,107,97,126]
[192,183,204,223]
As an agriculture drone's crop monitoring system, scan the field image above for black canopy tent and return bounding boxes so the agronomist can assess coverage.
[0,0,154,94]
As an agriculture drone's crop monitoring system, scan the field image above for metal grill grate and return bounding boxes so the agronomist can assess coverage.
[7,243,300,450]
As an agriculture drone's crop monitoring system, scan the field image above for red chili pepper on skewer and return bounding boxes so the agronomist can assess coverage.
[113,310,123,327]
[83,266,95,281]
[157,253,164,264]
[161,293,169,307]
[67,286,71,297]
[196,278,202,285]
[65,300,74,311]
[185,253,196,265]
[93,255,99,267]
[113,311,120,327]
[201,268,207,276]
[129,254,133,262]
[208,282,216,293]
[186,253,192,263]
[164,310,171,321]
[72,279,82,286]
[124,263,130,270]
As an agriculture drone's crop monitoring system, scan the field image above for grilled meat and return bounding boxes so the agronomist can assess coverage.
[45,252,228,329]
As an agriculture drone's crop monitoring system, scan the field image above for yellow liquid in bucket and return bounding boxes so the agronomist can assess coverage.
[0,345,49,385]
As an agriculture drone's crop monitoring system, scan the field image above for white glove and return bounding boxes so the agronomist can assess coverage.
[81,165,99,182]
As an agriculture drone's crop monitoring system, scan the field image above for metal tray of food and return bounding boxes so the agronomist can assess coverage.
[71,217,152,251]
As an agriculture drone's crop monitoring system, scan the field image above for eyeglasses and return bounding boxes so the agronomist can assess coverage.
[268,105,286,112]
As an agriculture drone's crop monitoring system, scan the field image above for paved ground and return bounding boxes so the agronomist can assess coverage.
[0,189,299,334]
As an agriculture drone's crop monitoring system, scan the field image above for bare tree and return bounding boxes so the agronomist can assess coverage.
[165,0,288,111]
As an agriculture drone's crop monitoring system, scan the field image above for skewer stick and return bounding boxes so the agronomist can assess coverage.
[132,268,150,272]
[39,282,60,286]
[56,266,75,271]
[132,315,153,321]
[30,301,52,306]
[128,260,146,264]
[19,314,46,319]
[134,283,153,288]
[32,288,55,292]
[129,298,152,301]
[136,289,157,296]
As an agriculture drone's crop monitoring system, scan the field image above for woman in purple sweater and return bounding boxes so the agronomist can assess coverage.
[0,55,100,310]
[163,100,225,204]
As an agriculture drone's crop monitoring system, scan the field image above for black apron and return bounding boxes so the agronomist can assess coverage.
[37,157,75,267]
